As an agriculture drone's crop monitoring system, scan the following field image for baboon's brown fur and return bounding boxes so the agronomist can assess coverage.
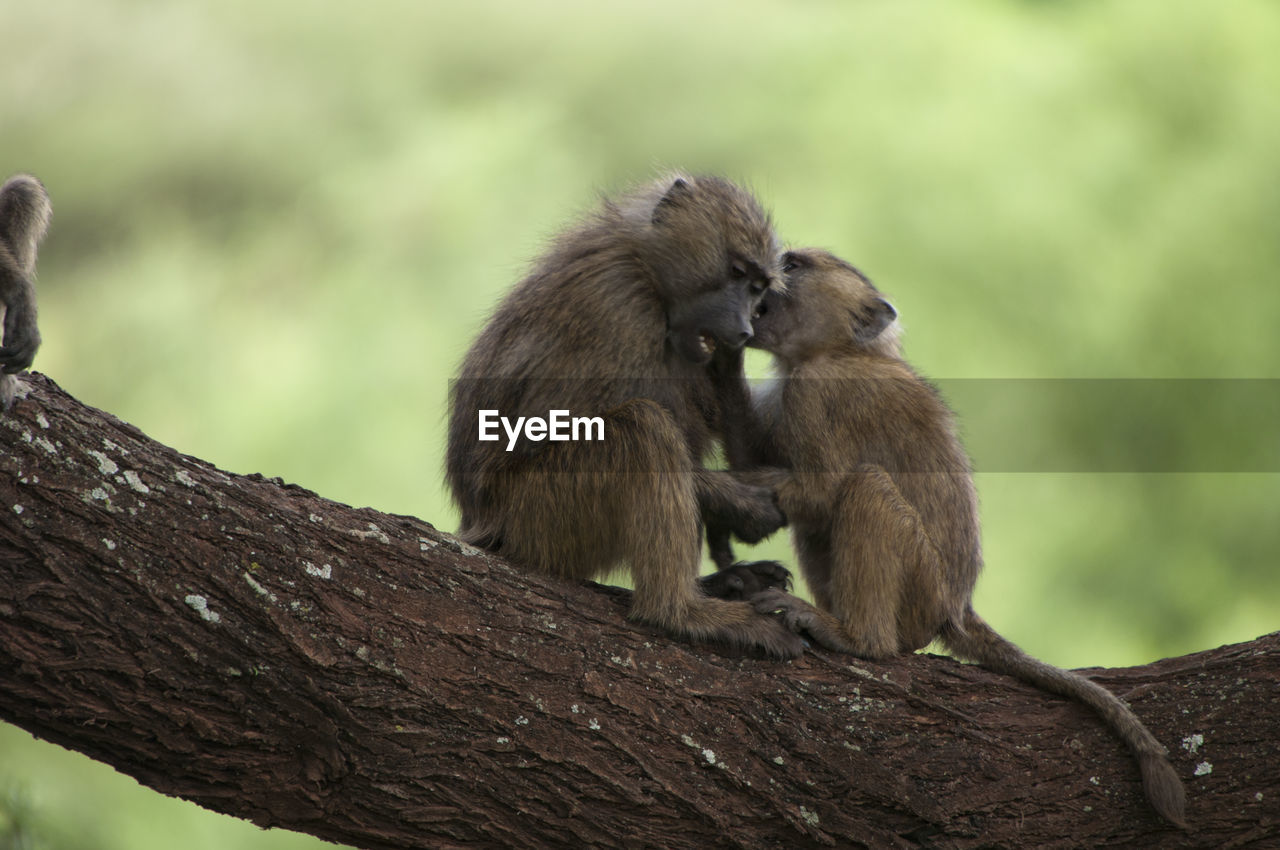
[0,174,50,411]
[447,174,802,658]
[729,247,1187,826]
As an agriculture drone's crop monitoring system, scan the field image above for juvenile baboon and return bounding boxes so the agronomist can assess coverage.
[0,174,51,411]
[446,174,802,658]
[724,248,1187,826]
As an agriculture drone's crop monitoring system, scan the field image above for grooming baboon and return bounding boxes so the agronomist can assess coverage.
[0,174,51,411]
[446,174,801,658]
[721,248,1187,826]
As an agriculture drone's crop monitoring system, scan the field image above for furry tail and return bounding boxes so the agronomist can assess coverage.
[0,174,52,276]
[940,607,1187,828]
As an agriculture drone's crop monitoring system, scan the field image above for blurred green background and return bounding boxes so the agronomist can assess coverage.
[3,0,1278,847]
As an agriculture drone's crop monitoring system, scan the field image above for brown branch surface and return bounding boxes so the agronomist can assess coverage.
[1,373,1277,849]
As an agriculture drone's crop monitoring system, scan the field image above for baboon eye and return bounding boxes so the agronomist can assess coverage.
[782,259,799,273]
[749,280,767,297]
[729,261,748,279]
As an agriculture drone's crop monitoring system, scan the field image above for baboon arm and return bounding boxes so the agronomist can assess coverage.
[775,473,846,527]
[693,467,787,545]
[709,348,784,468]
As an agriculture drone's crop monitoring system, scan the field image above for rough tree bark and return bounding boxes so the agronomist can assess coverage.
[0,373,1276,849]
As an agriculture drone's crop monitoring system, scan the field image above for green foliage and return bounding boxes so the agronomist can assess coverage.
[2,1,1277,846]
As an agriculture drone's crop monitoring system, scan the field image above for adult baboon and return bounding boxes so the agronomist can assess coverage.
[447,174,801,658]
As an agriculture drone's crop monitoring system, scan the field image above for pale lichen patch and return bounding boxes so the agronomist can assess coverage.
[346,523,390,544]
[587,718,600,731]
[174,469,196,488]
[799,806,820,827]
[87,450,119,476]
[102,538,116,551]
[35,413,49,429]
[1182,733,1205,753]
[1194,762,1213,776]
[184,594,221,623]
[304,562,333,580]
[33,435,56,455]
[702,749,716,765]
[244,572,276,602]
[121,470,150,494]
[11,505,22,515]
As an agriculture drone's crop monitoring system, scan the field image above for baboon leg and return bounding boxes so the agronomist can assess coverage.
[826,464,946,657]
[791,528,835,612]
[746,513,861,655]
[484,399,685,581]
[612,401,804,658]
[493,399,802,658]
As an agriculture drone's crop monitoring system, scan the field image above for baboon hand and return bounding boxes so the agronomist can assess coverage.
[728,483,787,544]
[700,560,792,601]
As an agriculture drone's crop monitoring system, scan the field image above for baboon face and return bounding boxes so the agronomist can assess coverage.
[641,177,781,365]
[750,248,896,366]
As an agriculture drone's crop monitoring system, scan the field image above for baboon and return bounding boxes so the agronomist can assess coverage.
[721,247,1187,826]
[446,174,802,658]
[0,174,51,411]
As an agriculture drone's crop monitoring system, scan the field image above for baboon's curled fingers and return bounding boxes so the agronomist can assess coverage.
[750,589,858,654]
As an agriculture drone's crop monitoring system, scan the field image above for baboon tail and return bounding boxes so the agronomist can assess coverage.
[940,607,1187,828]
[0,174,52,275]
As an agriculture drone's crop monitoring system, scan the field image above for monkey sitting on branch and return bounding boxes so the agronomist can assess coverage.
[711,248,1187,826]
[447,174,800,658]
[0,174,51,412]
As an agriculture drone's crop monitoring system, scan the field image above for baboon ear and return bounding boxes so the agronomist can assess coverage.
[853,298,897,343]
[651,177,693,225]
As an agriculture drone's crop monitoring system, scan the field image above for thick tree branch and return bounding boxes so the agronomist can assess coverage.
[0,373,1275,849]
